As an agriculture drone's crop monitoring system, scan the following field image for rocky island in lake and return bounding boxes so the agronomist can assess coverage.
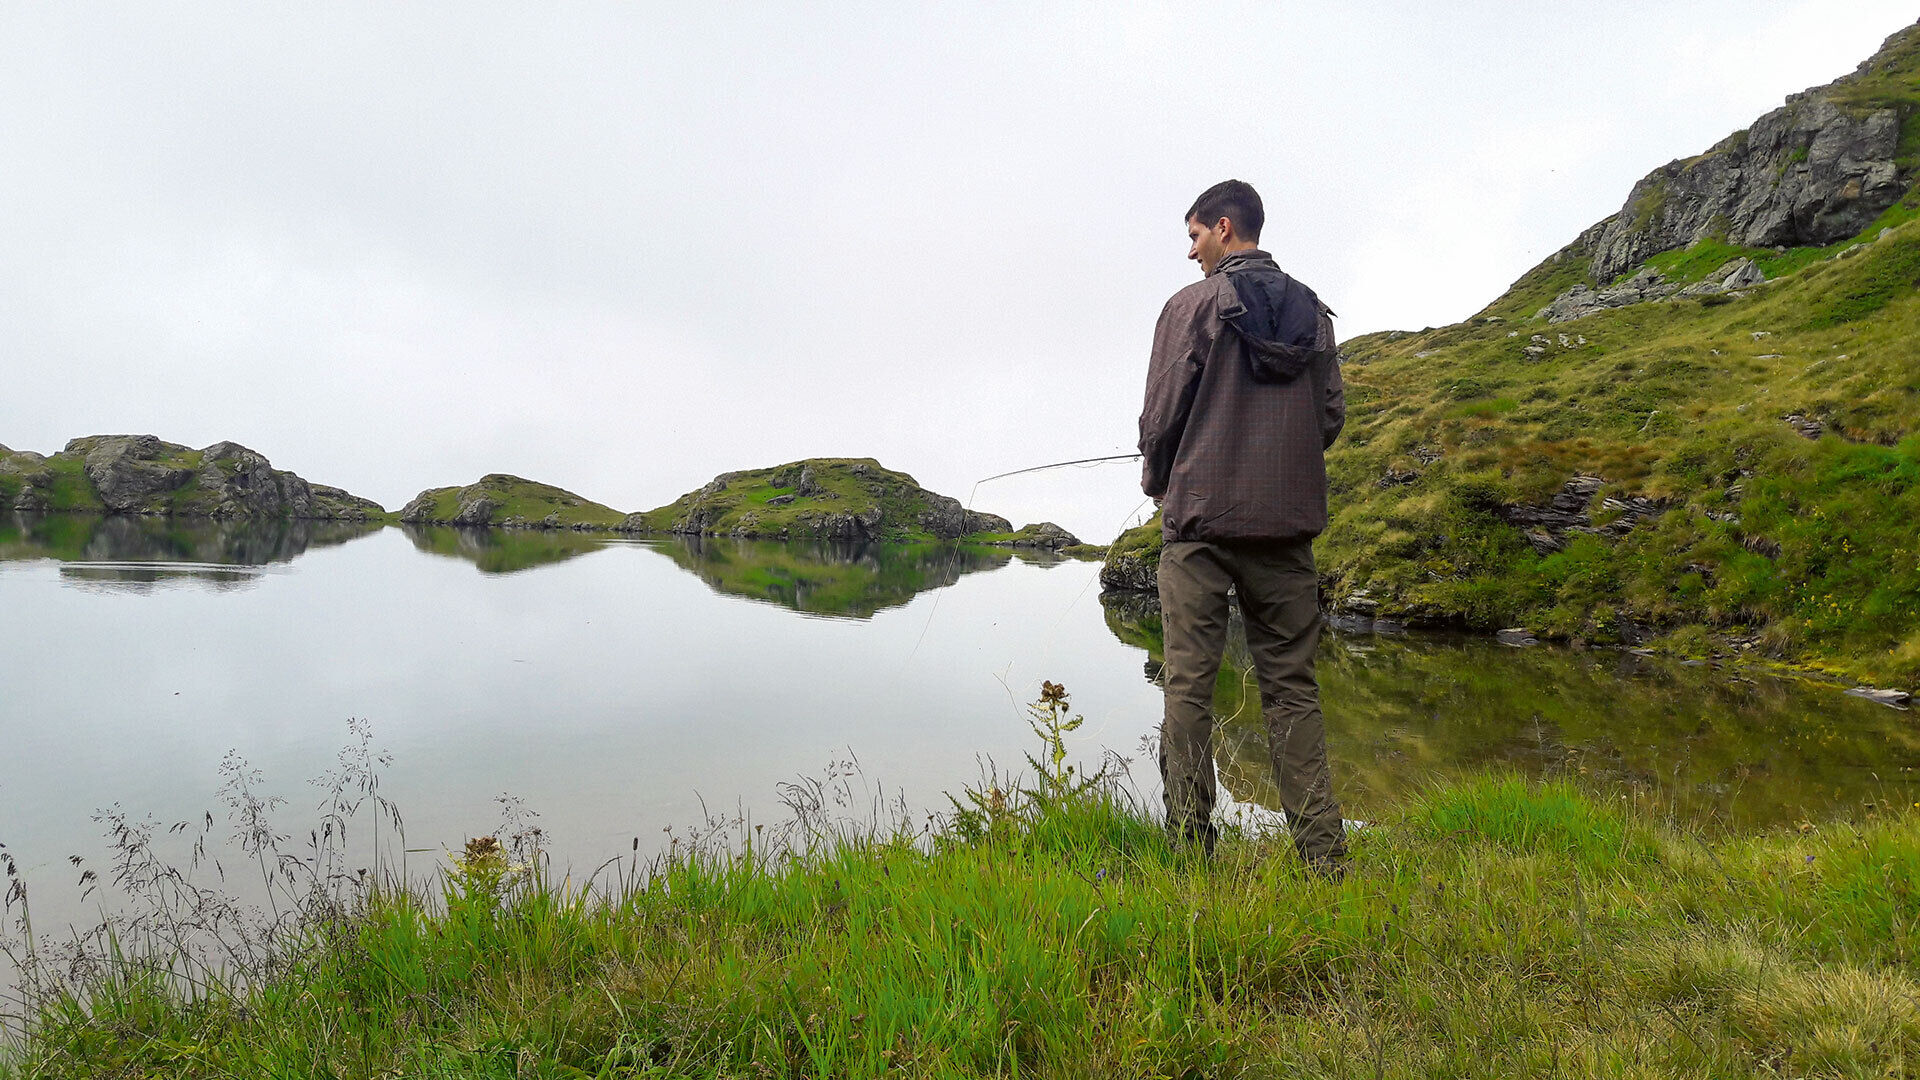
[623,458,1078,547]
[0,435,383,519]
[398,474,626,530]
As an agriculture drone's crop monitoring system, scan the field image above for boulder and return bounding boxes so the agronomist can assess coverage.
[1016,522,1079,549]
[451,496,501,527]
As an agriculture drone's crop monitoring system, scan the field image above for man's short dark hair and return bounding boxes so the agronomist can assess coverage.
[1186,180,1264,243]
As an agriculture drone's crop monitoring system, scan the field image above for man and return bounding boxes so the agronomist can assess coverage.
[1137,178,1346,873]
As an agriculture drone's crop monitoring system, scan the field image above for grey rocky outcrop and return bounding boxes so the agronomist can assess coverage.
[915,491,1009,540]
[1588,92,1908,283]
[1517,20,1918,310]
[978,521,1081,549]
[1016,522,1079,548]
[70,435,199,513]
[1501,476,1671,554]
[23,435,383,519]
[1538,257,1769,323]
[1098,546,1159,594]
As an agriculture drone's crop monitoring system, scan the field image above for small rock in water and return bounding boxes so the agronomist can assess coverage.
[1497,628,1539,647]
[1846,687,1911,709]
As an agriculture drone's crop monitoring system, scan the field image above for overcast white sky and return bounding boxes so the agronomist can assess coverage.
[3,3,1914,540]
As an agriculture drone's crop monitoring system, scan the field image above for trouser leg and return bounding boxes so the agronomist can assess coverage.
[1157,541,1232,849]
[1229,539,1346,868]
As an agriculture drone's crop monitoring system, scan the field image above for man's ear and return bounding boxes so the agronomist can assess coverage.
[1213,216,1235,243]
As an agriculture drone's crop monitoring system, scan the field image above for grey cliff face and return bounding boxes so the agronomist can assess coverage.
[1583,39,1913,283]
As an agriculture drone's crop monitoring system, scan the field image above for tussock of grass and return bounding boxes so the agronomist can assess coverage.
[7,733,1919,1077]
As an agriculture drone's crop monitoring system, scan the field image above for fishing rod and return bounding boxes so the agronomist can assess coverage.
[973,453,1141,487]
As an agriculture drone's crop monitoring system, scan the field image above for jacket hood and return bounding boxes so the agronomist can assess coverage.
[1216,250,1324,352]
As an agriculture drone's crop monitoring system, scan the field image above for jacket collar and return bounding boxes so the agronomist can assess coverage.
[1213,249,1278,276]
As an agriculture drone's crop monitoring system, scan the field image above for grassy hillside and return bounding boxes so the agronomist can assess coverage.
[1321,203,1920,685]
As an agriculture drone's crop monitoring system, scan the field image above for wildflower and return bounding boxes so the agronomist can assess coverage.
[1039,680,1069,705]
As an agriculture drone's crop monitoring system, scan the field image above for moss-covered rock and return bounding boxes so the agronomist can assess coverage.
[1099,512,1162,595]
[624,458,1010,543]
[0,435,382,519]
[397,475,625,530]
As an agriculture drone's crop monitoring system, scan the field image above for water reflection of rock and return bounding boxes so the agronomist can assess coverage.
[1099,593,1920,828]
[400,524,620,574]
[1,512,383,591]
[651,536,1013,619]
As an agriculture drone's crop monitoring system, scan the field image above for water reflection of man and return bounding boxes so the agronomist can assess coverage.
[1137,179,1347,875]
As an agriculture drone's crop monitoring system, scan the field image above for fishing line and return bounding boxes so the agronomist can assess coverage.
[908,453,1145,669]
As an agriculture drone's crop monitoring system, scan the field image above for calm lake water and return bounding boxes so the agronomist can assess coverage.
[3,511,1918,922]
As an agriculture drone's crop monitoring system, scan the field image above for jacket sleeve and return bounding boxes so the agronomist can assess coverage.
[1320,353,1346,450]
[1138,294,1207,498]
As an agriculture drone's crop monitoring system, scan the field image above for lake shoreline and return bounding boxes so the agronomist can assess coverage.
[6,759,1916,1077]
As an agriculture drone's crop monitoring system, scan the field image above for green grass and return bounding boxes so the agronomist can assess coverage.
[10,754,1920,1077]
[39,454,108,513]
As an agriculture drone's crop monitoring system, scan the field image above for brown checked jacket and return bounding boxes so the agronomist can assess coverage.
[1138,250,1345,543]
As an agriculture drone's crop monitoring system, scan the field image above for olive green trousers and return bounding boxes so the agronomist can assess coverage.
[1157,538,1345,867]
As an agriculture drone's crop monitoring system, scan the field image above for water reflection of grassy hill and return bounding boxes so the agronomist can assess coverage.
[0,512,382,566]
[650,536,1013,619]
[400,524,620,574]
[1102,596,1920,827]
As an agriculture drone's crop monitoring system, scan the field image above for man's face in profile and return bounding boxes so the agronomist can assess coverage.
[1187,215,1231,276]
